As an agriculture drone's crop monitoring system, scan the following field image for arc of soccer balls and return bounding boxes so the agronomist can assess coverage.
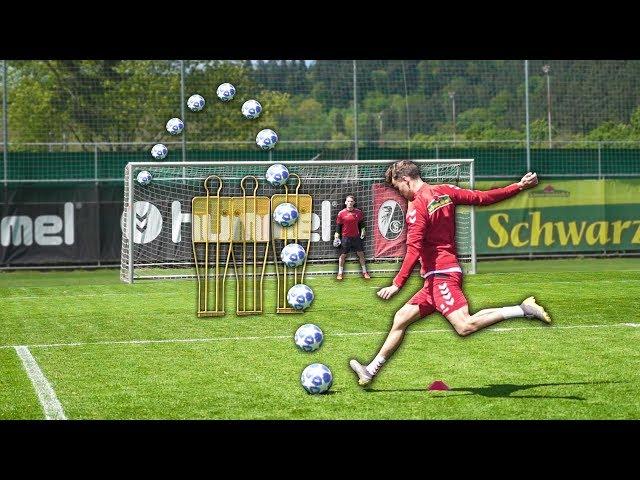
[137,82,279,185]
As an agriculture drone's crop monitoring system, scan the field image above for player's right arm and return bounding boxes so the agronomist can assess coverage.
[378,200,427,300]
[442,172,539,206]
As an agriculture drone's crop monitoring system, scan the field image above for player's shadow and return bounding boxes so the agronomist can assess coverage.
[368,380,622,401]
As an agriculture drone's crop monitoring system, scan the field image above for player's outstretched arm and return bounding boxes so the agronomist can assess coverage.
[444,172,539,206]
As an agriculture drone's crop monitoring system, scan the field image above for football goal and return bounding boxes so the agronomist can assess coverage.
[120,159,475,283]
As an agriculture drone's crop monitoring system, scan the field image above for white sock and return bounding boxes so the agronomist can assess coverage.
[361,265,367,273]
[366,355,386,376]
[499,306,525,319]
[338,266,344,274]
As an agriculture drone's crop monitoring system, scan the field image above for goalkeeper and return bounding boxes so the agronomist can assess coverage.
[334,195,370,280]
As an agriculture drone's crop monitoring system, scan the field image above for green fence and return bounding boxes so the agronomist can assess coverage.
[3,147,640,182]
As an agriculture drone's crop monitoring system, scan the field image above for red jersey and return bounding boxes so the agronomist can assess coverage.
[392,182,522,288]
[336,208,364,237]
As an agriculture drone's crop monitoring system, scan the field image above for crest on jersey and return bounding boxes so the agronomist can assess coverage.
[378,200,404,240]
[427,194,452,215]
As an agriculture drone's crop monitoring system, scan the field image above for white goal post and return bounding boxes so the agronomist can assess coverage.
[120,159,476,283]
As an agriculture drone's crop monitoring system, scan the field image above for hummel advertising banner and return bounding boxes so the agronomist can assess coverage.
[1,179,639,266]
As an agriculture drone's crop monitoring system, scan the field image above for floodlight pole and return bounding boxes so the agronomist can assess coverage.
[524,60,531,171]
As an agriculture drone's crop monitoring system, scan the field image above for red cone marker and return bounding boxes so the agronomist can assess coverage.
[428,380,450,391]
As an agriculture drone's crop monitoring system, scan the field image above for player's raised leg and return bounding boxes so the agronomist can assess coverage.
[445,297,551,337]
[349,303,422,387]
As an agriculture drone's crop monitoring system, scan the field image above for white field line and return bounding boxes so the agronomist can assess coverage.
[1,323,638,351]
[14,346,67,420]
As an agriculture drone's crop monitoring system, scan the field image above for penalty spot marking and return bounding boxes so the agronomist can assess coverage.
[1,323,638,351]
[14,346,67,420]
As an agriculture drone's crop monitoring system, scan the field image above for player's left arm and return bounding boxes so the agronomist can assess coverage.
[358,217,365,239]
[378,201,427,300]
[443,172,539,206]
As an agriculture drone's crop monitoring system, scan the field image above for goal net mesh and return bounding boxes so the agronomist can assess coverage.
[120,160,474,282]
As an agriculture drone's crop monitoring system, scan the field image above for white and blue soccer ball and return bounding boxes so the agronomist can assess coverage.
[166,117,184,135]
[256,128,278,150]
[281,242,306,268]
[150,143,168,160]
[216,83,236,102]
[287,283,314,311]
[265,163,289,187]
[241,99,262,119]
[273,202,299,227]
[301,363,333,394]
[137,170,152,185]
[294,324,324,352]
[187,94,205,112]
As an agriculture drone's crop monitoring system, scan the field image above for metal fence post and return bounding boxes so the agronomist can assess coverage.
[180,60,187,184]
[2,59,7,186]
[598,142,602,180]
[94,143,101,267]
[524,60,531,172]
[94,143,99,183]
[353,60,358,161]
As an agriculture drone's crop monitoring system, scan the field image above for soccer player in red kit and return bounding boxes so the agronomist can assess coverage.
[349,160,551,387]
[334,195,371,280]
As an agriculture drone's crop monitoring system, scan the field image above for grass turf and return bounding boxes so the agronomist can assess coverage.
[1,257,639,419]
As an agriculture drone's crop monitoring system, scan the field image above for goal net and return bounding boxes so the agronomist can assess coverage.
[120,159,475,283]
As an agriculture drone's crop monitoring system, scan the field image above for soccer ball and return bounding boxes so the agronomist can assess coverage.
[281,242,306,268]
[216,83,236,102]
[294,324,324,352]
[256,129,278,150]
[150,144,168,160]
[241,99,262,119]
[273,202,299,227]
[265,164,289,187]
[166,117,184,135]
[300,363,333,394]
[287,283,314,310]
[137,170,152,185]
[187,94,205,112]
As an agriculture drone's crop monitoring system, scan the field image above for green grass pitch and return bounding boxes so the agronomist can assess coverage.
[1,258,639,420]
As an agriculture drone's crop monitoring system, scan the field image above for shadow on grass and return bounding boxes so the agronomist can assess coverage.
[367,380,622,401]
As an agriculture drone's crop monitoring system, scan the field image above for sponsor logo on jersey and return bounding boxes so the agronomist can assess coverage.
[427,194,452,215]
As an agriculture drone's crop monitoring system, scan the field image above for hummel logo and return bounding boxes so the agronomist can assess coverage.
[407,210,416,224]
[438,283,455,305]
[136,211,149,232]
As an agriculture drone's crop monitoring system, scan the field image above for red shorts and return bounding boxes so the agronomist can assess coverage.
[408,272,468,318]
